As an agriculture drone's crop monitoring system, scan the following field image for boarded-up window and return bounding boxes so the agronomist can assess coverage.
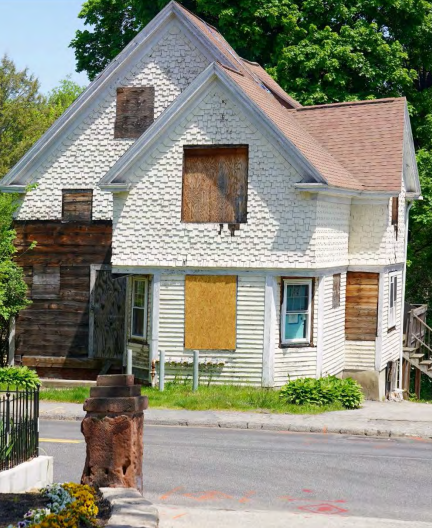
[114,87,155,139]
[391,196,399,226]
[345,272,379,341]
[332,274,341,309]
[182,146,248,223]
[62,190,93,221]
[31,265,60,299]
[185,275,237,349]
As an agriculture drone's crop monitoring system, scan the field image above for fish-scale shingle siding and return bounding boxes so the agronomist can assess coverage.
[15,21,209,221]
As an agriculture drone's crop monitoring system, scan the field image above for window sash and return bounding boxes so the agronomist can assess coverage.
[281,279,312,344]
[131,278,148,339]
[388,273,397,329]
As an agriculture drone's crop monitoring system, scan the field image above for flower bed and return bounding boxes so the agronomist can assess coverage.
[6,483,110,528]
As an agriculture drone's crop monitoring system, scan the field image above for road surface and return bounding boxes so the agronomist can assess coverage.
[40,420,432,526]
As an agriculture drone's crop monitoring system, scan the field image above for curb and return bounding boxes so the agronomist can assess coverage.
[101,487,158,528]
[40,412,432,440]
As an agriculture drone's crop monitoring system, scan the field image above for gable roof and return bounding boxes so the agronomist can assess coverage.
[100,62,362,191]
[291,98,409,192]
[0,0,300,191]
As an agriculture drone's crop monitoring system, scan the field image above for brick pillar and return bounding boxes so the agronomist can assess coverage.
[81,374,148,493]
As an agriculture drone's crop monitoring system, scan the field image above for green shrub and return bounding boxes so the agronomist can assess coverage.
[0,365,41,389]
[280,375,363,409]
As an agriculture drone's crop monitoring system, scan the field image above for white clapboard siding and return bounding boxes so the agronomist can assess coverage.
[344,341,376,370]
[158,274,185,355]
[273,277,318,387]
[321,273,346,376]
[157,273,266,385]
[380,269,402,370]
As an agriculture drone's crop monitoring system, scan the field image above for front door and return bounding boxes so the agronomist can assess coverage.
[90,268,127,359]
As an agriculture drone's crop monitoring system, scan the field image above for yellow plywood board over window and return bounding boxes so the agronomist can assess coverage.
[185,275,237,350]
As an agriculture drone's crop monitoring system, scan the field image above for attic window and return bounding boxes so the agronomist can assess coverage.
[62,189,93,221]
[114,87,155,139]
[182,145,248,223]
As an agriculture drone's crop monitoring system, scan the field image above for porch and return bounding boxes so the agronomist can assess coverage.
[402,303,431,398]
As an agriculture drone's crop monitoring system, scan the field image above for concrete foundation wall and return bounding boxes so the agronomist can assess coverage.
[343,368,388,401]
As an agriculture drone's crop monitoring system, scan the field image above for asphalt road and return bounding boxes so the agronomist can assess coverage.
[40,420,432,523]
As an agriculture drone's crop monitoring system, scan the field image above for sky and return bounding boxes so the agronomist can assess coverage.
[0,0,89,94]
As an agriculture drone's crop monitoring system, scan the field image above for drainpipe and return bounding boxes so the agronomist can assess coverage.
[399,201,414,390]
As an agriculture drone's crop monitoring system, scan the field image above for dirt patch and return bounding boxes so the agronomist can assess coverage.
[0,489,111,528]
[0,492,49,528]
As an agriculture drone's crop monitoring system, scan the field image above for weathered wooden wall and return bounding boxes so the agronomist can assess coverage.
[14,221,114,377]
[345,272,379,341]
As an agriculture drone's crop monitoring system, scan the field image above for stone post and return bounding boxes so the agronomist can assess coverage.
[81,374,148,493]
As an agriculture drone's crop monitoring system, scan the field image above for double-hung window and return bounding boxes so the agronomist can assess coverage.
[131,278,148,339]
[388,273,398,329]
[281,279,312,345]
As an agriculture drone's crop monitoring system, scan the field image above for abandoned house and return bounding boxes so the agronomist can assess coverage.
[0,1,421,399]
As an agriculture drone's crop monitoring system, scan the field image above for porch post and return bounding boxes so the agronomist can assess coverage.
[150,272,161,370]
[262,275,276,387]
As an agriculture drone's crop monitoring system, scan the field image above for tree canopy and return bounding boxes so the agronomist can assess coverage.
[0,56,86,179]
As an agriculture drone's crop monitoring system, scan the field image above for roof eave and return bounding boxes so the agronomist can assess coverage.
[295,182,399,199]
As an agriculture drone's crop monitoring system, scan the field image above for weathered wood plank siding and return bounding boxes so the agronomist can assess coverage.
[114,87,155,139]
[62,190,93,221]
[182,146,248,223]
[345,272,379,341]
[14,221,112,363]
[156,273,265,384]
[274,277,318,387]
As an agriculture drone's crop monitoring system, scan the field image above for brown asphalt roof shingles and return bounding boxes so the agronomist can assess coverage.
[177,1,407,193]
[222,66,362,190]
[292,99,406,191]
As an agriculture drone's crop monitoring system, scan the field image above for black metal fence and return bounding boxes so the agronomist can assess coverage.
[0,387,39,471]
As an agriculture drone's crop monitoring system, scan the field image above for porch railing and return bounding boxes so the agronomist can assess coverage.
[0,387,39,471]
[404,303,431,356]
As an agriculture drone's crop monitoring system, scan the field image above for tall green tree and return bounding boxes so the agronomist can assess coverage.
[0,193,31,366]
[0,57,86,179]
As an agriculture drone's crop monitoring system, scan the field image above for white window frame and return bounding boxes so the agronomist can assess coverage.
[281,279,312,345]
[388,272,398,329]
[131,278,148,340]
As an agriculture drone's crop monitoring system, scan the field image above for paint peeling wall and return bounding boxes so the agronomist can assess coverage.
[321,273,346,376]
[348,182,406,266]
[380,269,403,370]
[16,21,209,221]
[344,341,376,370]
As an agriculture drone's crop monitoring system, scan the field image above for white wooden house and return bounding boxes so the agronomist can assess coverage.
[1,2,421,398]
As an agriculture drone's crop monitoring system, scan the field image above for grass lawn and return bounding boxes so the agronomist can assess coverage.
[39,383,344,414]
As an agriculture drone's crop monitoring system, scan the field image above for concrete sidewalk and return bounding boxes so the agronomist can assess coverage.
[157,505,432,528]
[39,399,432,439]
